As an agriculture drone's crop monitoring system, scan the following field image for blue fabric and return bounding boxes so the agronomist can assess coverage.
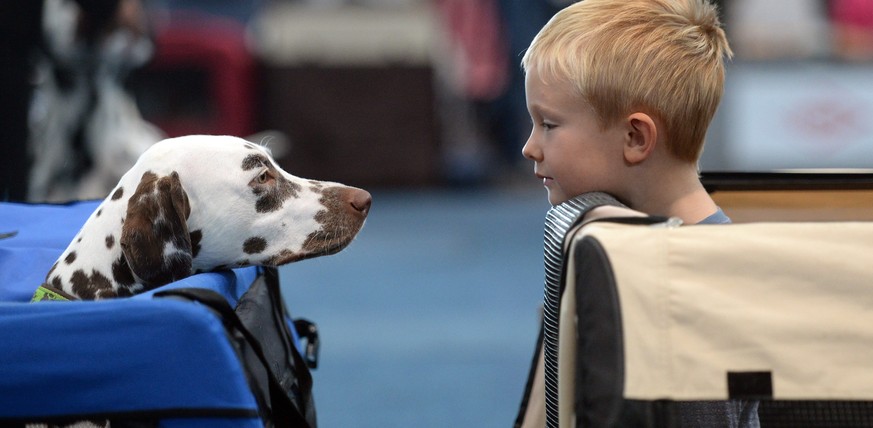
[698,207,732,225]
[0,299,260,423]
[0,201,271,424]
[0,200,101,302]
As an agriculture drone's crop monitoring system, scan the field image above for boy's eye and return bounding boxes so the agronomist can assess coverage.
[541,122,556,130]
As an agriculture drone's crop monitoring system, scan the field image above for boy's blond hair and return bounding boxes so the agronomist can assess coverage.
[522,0,732,162]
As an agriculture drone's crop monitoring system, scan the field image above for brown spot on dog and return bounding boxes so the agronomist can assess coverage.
[51,275,62,288]
[254,180,301,212]
[243,237,267,254]
[244,153,302,212]
[263,249,302,266]
[64,251,77,265]
[70,269,112,300]
[112,255,136,287]
[98,289,118,299]
[190,230,202,259]
[111,187,124,200]
[242,153,269,171]
[77,236,82,243]
[299,187,366,258]
[302,228,325,255]
[121,171,193,289]
[105,234,115,249]
[96,208,102,217]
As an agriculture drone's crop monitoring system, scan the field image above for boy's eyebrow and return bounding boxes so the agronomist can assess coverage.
[528,102,562,119]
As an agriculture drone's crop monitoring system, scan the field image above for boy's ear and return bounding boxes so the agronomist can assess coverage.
[623,112,658,165]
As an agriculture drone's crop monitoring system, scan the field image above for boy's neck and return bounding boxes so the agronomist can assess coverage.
[625,162,718,225]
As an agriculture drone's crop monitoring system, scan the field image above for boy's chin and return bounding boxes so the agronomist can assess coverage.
[548,190,601,206]
[547,192,569,206]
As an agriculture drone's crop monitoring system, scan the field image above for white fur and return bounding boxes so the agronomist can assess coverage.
[45,135,370,299]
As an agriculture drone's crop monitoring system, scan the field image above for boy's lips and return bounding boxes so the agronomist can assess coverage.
[535,173,554,186]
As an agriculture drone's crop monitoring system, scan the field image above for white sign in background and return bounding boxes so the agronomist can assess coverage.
[710,63,873,172]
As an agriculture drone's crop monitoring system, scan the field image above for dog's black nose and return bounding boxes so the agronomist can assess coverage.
[349,189,372,216]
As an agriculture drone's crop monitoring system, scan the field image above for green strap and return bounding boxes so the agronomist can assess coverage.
[31,285,72,302]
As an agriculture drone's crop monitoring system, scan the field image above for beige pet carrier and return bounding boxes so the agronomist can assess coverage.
[559,219,873,427]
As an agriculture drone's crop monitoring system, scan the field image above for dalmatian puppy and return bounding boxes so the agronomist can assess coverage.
[41,135,371,300]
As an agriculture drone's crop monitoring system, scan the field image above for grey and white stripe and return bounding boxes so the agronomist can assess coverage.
[542,192,624,428]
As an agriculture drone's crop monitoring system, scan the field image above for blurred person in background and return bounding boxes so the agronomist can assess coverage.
[28,0,162,202]
[0,0,160,203]
[490,0,566,171]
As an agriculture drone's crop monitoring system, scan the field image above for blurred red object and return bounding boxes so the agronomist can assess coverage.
[144,12,256,137]
[434,0,508,101]
[830,0,873,60]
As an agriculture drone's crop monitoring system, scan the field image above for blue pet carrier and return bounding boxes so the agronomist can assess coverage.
[0,200,318,427]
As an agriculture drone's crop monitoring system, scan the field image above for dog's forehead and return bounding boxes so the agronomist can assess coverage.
[147,135,272,168]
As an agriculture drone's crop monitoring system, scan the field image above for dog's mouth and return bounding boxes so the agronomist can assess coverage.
[263,220,364,266]
[263,238,355,266]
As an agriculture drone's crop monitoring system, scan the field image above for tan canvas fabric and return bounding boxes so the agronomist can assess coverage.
[520,347,547,428]
[559,221,873,416]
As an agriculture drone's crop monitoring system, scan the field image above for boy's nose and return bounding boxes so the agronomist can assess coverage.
[522,138,540,161]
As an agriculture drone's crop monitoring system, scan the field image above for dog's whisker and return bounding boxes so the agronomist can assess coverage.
[259,135,274,149]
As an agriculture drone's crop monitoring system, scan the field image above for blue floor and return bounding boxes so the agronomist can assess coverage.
[279,183,551,428]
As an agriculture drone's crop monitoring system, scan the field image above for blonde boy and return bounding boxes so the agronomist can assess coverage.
[521,0,731,222]
[516,0,758,427]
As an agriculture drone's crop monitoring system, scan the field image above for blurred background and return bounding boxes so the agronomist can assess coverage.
[4,0,872,203]
[1,0,872,426]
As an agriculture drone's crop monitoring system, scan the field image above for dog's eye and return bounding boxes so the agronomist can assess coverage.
[257,170,270,184]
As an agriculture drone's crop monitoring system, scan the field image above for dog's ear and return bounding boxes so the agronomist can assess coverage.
[121,171,193,289]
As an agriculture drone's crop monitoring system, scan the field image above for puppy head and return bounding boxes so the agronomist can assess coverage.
[119,135,370,279]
